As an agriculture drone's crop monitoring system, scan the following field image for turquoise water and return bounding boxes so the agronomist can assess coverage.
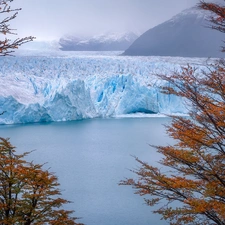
[0,117,171,225]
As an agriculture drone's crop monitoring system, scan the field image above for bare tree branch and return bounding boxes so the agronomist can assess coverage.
[0,0,35,56]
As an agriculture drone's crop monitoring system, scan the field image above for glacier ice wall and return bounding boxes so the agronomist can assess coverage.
[0,53,208,124]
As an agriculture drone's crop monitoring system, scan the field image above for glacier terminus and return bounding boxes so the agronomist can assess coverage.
[0,51,210,124]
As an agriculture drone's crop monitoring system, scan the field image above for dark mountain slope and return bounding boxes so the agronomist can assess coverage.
[123,7,224,58]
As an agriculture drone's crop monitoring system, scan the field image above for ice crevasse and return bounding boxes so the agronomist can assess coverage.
[0,54,208,124]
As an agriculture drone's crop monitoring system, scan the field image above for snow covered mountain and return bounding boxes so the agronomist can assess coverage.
[0,52,210,124]
[59,32,138,51]
[123,7,225,58]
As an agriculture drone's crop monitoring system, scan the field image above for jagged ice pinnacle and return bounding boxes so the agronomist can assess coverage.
[0,52,209,124]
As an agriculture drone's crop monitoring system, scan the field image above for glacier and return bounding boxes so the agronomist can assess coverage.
[0,51,211,124]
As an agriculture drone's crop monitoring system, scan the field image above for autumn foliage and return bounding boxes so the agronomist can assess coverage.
[199,0,225,51]
[121,1,225,225]
[0,2,83,224]
[0,138,83,225]
[0,0,34,56]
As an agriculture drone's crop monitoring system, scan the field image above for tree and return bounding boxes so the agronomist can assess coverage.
[0,137,83,225]
[0,0,34,56]
[200,0,225,51]
[121,1,225,225]
[0,2,83,224]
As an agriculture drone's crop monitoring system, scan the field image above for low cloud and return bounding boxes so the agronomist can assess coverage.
[10,0,199,40]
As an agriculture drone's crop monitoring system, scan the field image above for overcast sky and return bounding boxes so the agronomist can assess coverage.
[10,0,200,41]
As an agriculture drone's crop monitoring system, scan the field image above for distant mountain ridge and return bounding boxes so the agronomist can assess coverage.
[123,7,225,58]
[59,32,138,51]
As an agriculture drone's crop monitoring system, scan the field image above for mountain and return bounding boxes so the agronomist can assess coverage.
[59,32,138,51]
[123,7,225,58]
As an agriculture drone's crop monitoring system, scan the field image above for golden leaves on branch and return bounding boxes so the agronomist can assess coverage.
[121,59,225,224]
[0,137,83,225]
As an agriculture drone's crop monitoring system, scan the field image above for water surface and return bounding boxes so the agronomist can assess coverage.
[0,117,171,225]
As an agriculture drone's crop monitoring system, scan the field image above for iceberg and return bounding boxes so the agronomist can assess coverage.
[0,52,210,124]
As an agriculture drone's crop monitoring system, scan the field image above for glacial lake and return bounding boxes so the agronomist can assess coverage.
[0,117,172,225]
